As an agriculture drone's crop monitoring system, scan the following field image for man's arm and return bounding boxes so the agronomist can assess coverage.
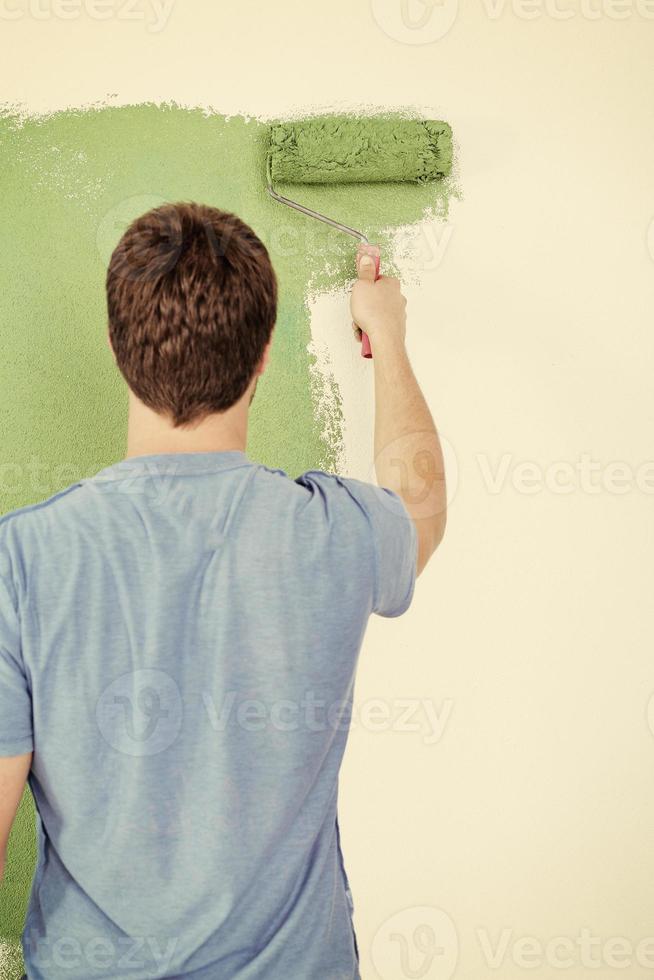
[351,251,447,576]
[0,752,32,881]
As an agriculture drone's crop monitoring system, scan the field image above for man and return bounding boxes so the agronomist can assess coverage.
[0,202,446,979]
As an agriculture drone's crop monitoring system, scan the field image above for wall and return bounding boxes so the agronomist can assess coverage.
[1,3,654,979]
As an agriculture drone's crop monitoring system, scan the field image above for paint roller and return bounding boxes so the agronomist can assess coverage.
[267,116,453,358]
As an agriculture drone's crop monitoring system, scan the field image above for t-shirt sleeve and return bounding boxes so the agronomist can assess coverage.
[0,568,33,757]
[297,471,418,619]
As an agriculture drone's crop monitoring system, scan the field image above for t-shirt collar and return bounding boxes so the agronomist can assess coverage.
[87,451,252,484]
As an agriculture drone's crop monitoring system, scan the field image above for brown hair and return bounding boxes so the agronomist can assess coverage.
[107,202,277,427]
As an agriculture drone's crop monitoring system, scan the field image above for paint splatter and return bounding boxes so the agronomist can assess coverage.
[0,943,24,980]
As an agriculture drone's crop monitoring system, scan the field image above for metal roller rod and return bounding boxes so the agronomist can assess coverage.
[266,183,369,244]
[266,156,369,244]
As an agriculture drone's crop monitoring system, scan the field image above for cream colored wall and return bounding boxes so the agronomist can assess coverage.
[3,3,654,978]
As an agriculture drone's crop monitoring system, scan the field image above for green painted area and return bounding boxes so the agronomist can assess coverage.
[269,116,452,185]
[0,103,455,973]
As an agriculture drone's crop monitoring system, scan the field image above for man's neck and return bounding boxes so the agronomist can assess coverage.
[124,390,249,460]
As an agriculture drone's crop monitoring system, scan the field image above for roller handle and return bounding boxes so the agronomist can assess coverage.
[355,245,381,360]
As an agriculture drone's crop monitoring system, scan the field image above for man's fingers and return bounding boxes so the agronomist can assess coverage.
[356,244,380,282]
[356,254,377,282]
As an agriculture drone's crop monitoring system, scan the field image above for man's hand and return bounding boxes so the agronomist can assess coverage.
[351,251,407,352]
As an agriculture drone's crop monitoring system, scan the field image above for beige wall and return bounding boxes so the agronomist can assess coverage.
[3,2,654,978]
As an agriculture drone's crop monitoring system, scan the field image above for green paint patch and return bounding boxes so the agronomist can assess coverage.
[0,102,456,500]
[0,103,456,965]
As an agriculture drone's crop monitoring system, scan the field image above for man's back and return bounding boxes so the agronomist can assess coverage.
[0,450,416,979]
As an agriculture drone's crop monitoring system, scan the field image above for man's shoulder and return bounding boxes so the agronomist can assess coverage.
[253,464,351,496]
[248,466,373,522]
[293,470,397,509]
[0,483,85,537]
[293,469,368,493]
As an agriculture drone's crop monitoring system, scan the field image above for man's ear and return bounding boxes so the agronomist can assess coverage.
[257,334,274,376]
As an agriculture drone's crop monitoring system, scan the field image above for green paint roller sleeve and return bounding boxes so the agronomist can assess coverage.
[268,116,453,185]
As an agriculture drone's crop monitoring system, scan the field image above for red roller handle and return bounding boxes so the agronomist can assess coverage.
[355,245,381,360]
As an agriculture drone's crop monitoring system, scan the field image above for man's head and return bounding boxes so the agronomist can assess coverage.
[107,202,277,428]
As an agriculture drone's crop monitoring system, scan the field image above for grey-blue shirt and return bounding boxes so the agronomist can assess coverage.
[0,451,417,980]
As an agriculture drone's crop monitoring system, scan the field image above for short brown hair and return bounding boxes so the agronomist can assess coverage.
[107,202,277,427]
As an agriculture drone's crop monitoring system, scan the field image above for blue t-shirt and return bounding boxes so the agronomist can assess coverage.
[0,451,417,980]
